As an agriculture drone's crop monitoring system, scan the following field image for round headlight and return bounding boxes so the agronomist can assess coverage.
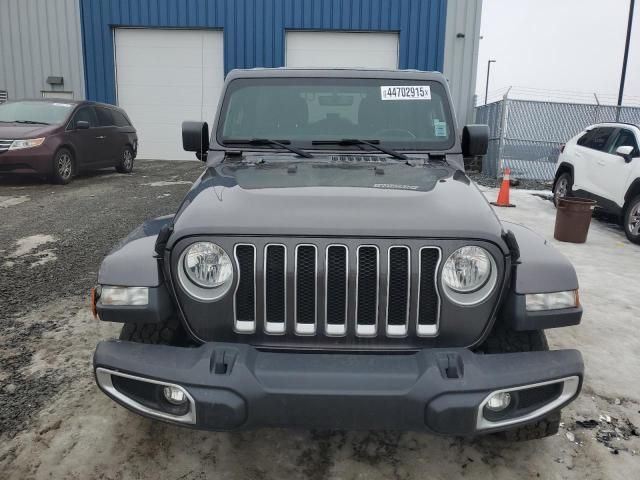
[442,246,492,293]
[183,242,232,288]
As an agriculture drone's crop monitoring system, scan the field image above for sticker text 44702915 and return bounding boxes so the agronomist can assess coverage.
[380,85,431,100]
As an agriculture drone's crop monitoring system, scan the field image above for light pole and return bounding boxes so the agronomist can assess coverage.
[485,59,496,105]
[618,0,635,107]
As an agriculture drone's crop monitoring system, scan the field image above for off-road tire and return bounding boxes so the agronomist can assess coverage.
[553,172,573,207]
[50,148,75,184]
[116,146,135,173]
[622,194,640,244]
[476,327,561,441]
[475,327,549,354]
[119,317,186,345]
[502,411,561,442]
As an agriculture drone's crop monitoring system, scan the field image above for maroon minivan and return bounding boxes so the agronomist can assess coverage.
[0,99,138,184]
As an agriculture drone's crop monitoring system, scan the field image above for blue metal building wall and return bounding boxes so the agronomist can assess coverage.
[80,0,448,105]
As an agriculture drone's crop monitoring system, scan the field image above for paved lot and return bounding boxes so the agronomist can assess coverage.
[1,161,639,479]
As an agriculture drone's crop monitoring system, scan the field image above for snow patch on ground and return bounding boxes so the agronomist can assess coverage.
[142,180,192,187]
[10,234,59,258]
[7,234,59,267]
[0,195,30,208]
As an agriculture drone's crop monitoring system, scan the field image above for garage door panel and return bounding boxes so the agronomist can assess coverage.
[116,48,210,68]
[122,107,205,124]
[116,67,211,87]
[115,28,223,160]
[117,87,211,107]
[116,29,210,48]
[286,31,399,69]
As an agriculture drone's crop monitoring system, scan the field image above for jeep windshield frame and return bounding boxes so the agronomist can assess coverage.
[215,76,456,153]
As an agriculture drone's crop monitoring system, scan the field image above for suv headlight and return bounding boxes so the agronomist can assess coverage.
[178,242,234,301]
[442,246,497,305]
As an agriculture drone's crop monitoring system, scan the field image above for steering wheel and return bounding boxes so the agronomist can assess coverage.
[374,128,417,139]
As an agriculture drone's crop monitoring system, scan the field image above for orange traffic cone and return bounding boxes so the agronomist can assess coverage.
[491,168,516,207]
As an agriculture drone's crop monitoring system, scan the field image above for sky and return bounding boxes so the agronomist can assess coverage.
[476,0,640,106]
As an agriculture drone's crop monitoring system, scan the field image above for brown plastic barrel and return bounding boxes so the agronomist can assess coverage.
[554,197,597,243]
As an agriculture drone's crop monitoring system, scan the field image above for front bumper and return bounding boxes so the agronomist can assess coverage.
[0,148,53,175]
[94,341,583,434]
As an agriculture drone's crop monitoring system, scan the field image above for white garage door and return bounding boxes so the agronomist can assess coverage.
[115,29,224,160]
[286,31,399,69]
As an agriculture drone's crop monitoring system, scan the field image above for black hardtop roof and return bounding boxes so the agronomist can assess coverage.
[225,67,447,82]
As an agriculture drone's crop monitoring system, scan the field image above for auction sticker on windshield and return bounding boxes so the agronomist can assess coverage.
[380,86,431,100]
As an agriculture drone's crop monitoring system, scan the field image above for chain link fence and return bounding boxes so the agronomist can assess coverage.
[475,98,640,180]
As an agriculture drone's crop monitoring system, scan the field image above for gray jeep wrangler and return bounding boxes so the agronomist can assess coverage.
[93,69,583,440]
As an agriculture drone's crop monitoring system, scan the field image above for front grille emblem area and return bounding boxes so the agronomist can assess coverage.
[233,241,441,338]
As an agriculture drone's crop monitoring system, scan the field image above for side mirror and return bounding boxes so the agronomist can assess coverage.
[182,121,209,160]
[615,145,634,162]
[462,124,489,157]
[75,120,90,130]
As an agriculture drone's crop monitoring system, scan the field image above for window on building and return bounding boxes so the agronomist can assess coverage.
[0,90,8,104]
[42,91,74,100]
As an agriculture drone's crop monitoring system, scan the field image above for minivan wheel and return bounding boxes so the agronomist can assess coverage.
[51,148,74,184]
[553,172,573,207]
[116,146,134,173]
[623,195,640,244]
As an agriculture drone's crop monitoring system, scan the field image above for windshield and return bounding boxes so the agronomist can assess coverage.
[0,101,74,125]
[217,78,455,150]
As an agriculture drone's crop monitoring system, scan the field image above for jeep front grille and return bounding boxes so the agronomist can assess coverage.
[233,242,441,338]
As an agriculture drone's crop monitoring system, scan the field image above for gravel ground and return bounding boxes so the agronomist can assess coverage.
[467,172,552,191]
[0,160,204,438]
[1,163,639,479]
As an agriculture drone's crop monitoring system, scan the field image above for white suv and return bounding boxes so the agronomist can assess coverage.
[552,122,640,244]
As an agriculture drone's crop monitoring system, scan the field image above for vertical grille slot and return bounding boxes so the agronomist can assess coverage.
[233,244,256,333]
[386,247,410,336]
[325,245,348,336]
[417,247,441,336]
[264,244,286,334]
[295,245,317,335]
[356,246,379,337]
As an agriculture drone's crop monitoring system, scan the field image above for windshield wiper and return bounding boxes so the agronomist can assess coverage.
[312,139,408,160]
[13,120,50,125]
[224,139,313,158]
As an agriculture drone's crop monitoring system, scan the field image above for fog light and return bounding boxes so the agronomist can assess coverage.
[486,391,512,412]
[163,386,187,405]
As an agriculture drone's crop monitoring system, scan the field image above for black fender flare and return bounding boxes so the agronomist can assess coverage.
[98,215,174,287]
[499,222,581,330]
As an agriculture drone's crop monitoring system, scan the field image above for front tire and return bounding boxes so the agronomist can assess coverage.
[119,317,187,345]
[50,148,74,184]
[553,172,573,207]
[623,195,640,244]
[476,327,561,441]
[116,146,134,174]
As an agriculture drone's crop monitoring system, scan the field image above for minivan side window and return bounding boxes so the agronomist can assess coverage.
[95,107,114,127]
[579,127,615,151]
[71,106,98,128]
[111,109,131,127]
